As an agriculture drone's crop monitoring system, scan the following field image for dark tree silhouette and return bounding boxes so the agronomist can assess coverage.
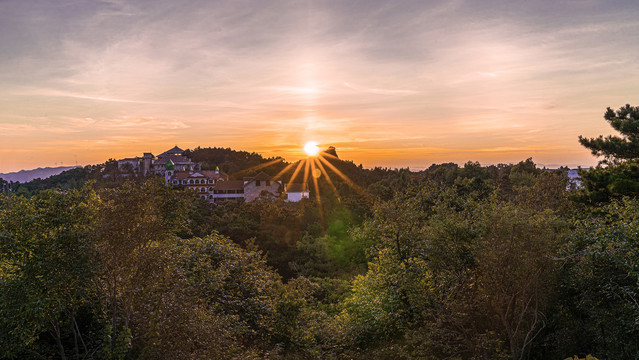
[579,104,639,162]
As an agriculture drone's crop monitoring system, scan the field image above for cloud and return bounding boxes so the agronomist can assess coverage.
[343,82,419,96]
[1,0,638,171]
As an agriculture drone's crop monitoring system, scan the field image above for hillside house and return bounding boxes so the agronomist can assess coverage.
[242,172,283,202]
[285,183,310,202]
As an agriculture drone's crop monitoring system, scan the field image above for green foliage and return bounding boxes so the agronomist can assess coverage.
[209,199,323,278]
[185,146,287,175]
[0,180,250,359]
[175,234,281,341]
[579,104,639,161]
[0,186,101,359]
[576,105,639,204]
[341,249,433,347]
[346,175,569,359]
[574,160,639,204]
[509,157,541,189]
[546,198,639,359]
[3,151,639,359]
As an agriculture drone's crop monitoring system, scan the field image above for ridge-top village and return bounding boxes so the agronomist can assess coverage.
[117,146,310,203]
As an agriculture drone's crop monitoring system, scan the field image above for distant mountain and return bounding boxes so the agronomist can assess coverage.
[0,166,80,183]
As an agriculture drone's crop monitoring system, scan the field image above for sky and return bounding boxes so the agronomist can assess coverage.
[1,0,638,173]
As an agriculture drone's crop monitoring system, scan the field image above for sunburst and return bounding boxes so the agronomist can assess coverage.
[231,143,368,228]
[303,141,321,157]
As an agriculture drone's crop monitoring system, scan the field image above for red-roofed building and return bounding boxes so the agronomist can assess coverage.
[167,168,230,202]
[212,180,245,202]
[169,170,284,204]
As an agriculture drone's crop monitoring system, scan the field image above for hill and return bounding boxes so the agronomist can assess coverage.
[0,166,80,183]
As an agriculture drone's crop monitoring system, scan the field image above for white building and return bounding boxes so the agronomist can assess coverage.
[285,183,310,202]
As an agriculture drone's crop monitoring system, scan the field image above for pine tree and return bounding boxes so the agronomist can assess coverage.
[579,104,639,162]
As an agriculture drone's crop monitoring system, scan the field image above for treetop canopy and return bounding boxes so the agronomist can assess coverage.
[579,104,639,162]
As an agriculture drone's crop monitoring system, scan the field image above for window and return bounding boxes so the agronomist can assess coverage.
[266,180,270,186]
[256,180,261,186]
[189,180,194,184]
[209,187,213,191]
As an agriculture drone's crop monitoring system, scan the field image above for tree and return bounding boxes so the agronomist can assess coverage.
[344,176,569,359]
[576,105,639,204]
[0,186,102,359]
[573,160,639,204]
[547,198,639,359]
[579,104,639,162]
[92,179,192,358]
[475,205,564,360]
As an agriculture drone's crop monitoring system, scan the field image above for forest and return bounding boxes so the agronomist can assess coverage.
[2,105,639,359]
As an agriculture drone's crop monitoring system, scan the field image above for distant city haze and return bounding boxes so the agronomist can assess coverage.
[1,0,638,173]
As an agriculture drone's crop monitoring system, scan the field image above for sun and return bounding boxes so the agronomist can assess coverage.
[237,142,366,229]
[303,141,321,157]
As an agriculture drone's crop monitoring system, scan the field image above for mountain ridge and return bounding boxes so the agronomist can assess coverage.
[0,166,80,183]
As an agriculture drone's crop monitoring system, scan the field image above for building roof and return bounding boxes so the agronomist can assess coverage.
[170,170,230,182]
[287,183,309,193]
[158,145,184,157]
[200,170,229,181]
[214,180,244,190]
[170,171,203,179]
[243,171,273,182]
[172,172,192,180]
[154,155,192,165]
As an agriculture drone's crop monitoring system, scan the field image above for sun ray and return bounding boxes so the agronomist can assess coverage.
[301,158,311,200]
[286,159,306,193]
[313,157,340,201]
[319,151,339,160]
[310,159,325,227]
[317,153,369,198]
[231,158,284,177]
[271,162,296,182]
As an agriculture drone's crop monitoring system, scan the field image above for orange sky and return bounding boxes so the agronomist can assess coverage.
[1,0,638,173]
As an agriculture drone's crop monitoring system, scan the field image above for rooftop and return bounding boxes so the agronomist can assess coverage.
[154,155,192,165]
[214,180,244,190]
[158,145,185,157]
[243,171,273,182]
[287,183,308,193]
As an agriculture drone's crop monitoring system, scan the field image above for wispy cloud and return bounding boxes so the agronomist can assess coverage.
[1,0,638,172]
[343,82,419,96]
